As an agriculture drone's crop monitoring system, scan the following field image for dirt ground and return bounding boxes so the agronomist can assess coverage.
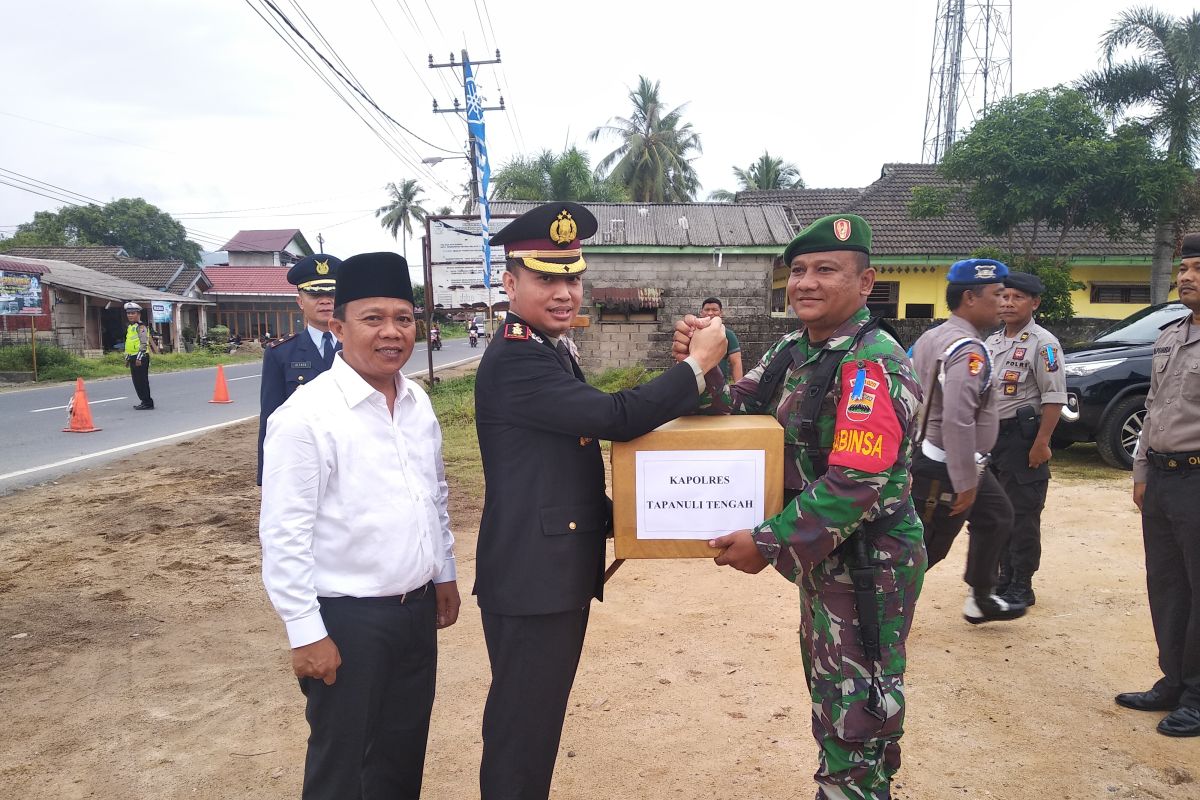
[1,420,1195,800]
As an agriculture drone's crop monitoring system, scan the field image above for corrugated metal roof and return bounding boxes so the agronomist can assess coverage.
[488,201,794,247]
[1,256,212,304]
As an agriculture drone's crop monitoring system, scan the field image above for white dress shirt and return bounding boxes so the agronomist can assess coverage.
[259,354,456,648]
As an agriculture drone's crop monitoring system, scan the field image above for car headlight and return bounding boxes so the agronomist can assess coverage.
[1064,358,1126,377]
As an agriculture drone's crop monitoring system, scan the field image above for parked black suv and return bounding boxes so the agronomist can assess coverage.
[1056,302,1190,469]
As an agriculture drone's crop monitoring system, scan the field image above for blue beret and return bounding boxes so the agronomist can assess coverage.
[947,258,1009,285]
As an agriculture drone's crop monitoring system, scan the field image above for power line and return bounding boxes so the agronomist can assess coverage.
[474,0,526,152]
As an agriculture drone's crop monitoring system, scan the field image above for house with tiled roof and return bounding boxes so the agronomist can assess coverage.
[202,265,305,339]
[739,163,1167,320]
[487,201,794,370]
[221,229,312,266]
[2,246,210,296]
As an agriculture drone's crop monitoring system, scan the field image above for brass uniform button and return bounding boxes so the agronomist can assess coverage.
[568,522,577,531]
[298,375,305,381]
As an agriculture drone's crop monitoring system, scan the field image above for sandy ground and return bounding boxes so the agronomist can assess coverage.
[1,420,1196,800]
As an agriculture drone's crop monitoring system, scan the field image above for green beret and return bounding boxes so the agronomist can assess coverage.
[783,214,872,264]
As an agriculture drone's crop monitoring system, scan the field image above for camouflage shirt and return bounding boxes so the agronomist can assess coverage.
[701,307,924,584]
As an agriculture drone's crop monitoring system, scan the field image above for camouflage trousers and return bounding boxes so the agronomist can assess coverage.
[799,526,925,800]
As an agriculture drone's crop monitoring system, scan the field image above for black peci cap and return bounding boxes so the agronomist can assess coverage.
[334,252,413,307]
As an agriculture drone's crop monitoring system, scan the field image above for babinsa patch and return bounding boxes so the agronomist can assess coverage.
[828,359,901,473]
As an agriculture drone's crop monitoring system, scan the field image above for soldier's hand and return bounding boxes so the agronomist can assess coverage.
[709,529,768,574]
[672,314,710,362]
[292,636,341,685]
[434,580,461,629]
[688,317,729,374]
[1028,441,1052,469]
[949,485,977,517]
[1133,482,1146,511]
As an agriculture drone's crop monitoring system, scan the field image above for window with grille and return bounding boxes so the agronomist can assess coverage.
[1091,284,1151,304]
[867,281,899,318]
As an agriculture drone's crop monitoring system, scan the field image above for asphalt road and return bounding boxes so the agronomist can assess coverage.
[0,336,484,495]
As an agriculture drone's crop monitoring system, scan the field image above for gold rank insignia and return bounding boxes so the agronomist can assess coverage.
[504,322,530,340]
[315,259,330,275]
[549,210,577,246]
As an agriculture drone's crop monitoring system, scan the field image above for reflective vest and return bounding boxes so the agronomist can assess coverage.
[125,323,143,356]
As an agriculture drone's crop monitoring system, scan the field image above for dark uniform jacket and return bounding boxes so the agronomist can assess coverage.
[257,330,339,484]
[474,313,700,616]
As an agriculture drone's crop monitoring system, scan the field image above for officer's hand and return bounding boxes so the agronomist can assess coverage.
[949,486,977,517]
[688,317,728,374]
[1133,482,1146,511]
[709,529,768,574]
[434,580,461,629]
[1028,441,1052,469]
[672,314,710,362]
[292,636,341,685]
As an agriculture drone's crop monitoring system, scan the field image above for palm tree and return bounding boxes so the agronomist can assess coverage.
[708,151,805,201]
[491,147,628,202]
[375,179,429,259]
[1079,7,1200,302]
[588,76,702,202]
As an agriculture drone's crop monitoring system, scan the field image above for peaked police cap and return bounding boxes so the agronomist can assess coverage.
[287,253,342,293]
[490,202,598,275]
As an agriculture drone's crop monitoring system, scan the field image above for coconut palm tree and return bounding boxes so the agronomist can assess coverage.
[375,179,429,259]
[1079,7,1200,302]
[491,147,628,202]
[588,76,702,202]
[708,151,806,201]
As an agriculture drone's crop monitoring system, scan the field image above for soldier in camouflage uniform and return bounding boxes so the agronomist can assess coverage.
[675,214,925,800]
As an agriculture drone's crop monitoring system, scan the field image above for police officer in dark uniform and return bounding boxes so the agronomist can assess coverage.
[257,253,343,485]
[1118,234,1200,737]
[474,202,728,800]
[984,272,1066,608]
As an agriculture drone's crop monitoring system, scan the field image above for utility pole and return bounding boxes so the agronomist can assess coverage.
[429,49,505,205]
[317,232,325,251]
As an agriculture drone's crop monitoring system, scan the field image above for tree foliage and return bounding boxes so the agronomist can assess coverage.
[588,76,702,202]
[939,87,1179,262]
[490,147,628,202]
[1078,6,1200,301]
[970,246,1084,322]
[375,179,429,258]
[1,198,201,265]
[709,151,805,201]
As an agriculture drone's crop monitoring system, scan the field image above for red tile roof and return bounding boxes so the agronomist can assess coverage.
[203,266,295,294]
[221,229,306,253]
[0,256,49,274]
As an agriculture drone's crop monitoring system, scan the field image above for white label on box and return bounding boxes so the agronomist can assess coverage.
[634,449,766,540]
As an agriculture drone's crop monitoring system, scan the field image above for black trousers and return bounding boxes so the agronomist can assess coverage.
[1142,468,1200,709]
[480,606,590,800]
[301,589,437,800]
[990,427,1050,577]
[127,355,152,406]
[912,453,1013,594]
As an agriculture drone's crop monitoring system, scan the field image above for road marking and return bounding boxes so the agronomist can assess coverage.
[403,354,482,375]
[228,374,261,382]
[30,396,129,413]
[0,415,258,482]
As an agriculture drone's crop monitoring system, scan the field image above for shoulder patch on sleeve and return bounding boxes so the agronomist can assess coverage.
[268,333,298,348]
[828,360,902,473]
[967,352,985,376]
[1042,344,1059,372]
[504,322,530,340]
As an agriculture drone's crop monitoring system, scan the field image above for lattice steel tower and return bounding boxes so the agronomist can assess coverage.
[922,0,1013,163]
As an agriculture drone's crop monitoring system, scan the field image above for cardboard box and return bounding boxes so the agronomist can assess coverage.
[612,415,784,558]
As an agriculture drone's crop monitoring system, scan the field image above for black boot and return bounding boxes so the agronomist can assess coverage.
[1001,574,1035,608]
[996,563,1013,597]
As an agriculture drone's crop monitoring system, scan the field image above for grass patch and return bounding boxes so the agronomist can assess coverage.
[0,345,261,383]
[586,365,661,392]
[1049,442,1128,483]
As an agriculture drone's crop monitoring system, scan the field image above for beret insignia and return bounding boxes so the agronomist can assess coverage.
[833,218,852,242]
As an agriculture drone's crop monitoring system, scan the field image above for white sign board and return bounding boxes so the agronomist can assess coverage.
[634,449,766,539]
[428,216,516,309]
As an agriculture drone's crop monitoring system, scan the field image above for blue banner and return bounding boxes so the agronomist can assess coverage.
[464,58,492,290]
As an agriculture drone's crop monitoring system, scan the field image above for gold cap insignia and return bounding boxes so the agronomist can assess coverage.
[315,259,330,275]
[549,210,577,247]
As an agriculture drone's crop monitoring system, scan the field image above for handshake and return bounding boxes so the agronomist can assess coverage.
[671,314,729,375]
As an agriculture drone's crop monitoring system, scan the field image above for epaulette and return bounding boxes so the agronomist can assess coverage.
[268,333,298,348]
[503,322,544,343]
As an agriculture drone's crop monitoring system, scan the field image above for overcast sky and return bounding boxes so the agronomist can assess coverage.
[3,0,1196,281]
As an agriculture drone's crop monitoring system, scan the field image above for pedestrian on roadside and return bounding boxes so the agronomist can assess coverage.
[259,251,460,797]
[1118,234,1200,737]
[123,302,154,410]
[983,271,1066,607]
[701,296,743,382]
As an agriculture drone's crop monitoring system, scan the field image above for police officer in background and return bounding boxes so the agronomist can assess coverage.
[474,202,728,800]
[123,301,154,410]
[984,272,1065,608]
[910,259,1025,624]
[1118,234,1200,737]
[257,253,342,485]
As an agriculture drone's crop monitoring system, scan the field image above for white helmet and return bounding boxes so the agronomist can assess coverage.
[123,302,140,311]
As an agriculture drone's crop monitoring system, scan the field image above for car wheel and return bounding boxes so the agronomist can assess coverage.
[1096,394,1146,470]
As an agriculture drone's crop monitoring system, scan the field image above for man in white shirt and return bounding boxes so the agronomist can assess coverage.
[260,251,459,799]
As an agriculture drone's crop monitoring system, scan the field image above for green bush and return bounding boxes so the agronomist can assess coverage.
[0,344,78,371]
[207,324,230,354]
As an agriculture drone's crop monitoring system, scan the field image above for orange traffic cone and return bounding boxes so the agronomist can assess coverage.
[63,378,100,433]
[209,364,233,404]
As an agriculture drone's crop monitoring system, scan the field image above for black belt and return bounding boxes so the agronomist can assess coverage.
[998,416,1039,432]
[319,583,432,605]
[1146,449,1200,471]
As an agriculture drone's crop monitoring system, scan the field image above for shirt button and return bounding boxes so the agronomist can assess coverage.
[568,521,577,530]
